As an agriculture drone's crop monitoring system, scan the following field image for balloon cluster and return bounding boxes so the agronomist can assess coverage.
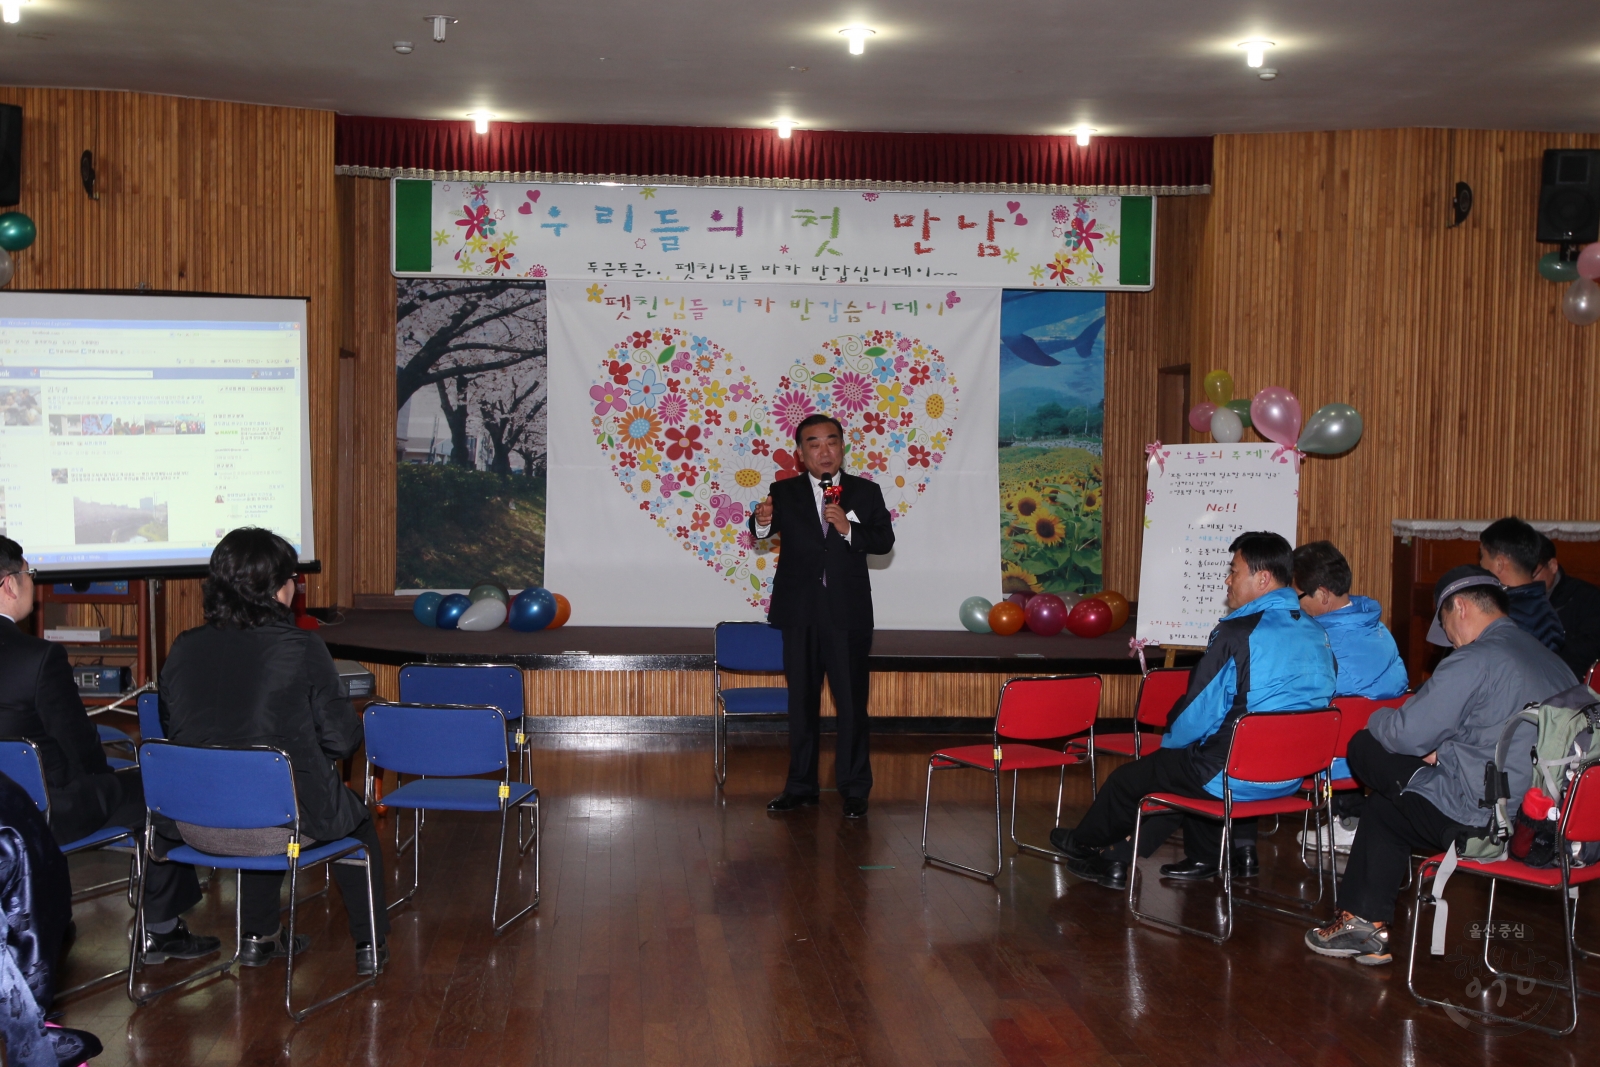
[411,583,572,633]
[1186,371,1363,456]
[1543,246,1600,326]
[0,211,37,288]
[957,590,1129,638]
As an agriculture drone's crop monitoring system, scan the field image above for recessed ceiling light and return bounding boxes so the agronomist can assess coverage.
[394,41,414,54]
[789,65,809,73]
[773,119,799,139]
[1071,127,1098,147]
[424,15,458,43]
[1237,39,1274,69]
[839,27,876,56]
[1258,68,1278,81]
[2,0,30,24]
[467,110,495,134]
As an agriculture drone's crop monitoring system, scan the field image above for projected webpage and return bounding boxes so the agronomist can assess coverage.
[0,313,306,571]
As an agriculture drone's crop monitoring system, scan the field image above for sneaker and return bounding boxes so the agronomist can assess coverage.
[356,940,390,976]
[1297,816,1358,855]
[1305,910,1391,965]
[240,927,311,968]
[141,919,222,964]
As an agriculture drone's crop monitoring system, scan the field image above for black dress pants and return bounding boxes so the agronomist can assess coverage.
[781,625,873,800]
[1337,730,1470,924]
[1072,747,1257,864]
[239,816,390,944]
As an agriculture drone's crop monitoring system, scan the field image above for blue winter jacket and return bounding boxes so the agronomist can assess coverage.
[1161,586,1339,800]
[1315,595,1409,780]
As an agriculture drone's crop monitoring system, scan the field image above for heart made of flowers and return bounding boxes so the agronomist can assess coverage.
[590,327,961,609]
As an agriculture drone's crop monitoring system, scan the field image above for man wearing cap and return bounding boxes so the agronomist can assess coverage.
[1305,565,1575,966]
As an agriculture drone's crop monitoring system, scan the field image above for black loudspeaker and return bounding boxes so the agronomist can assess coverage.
[0,104,19,207]
[1537,149,1600,244]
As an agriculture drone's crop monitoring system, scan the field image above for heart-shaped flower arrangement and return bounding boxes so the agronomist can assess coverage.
[590,328,960,609]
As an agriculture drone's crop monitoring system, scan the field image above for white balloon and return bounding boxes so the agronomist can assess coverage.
[1209,406,1244,443]
[1563,277,1600,326]
[0,248,12,288]
[455,597,508,631]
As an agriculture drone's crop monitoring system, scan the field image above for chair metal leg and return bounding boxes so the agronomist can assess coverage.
[713,703,727,786]
[921,758,1002,880]
[129,866,243,1006]
[1128,798,1240,943]
[59,848,143,1000]
[1007,769,1068,863]
[490,793,540,935]
[286,849,379,1021]
[388,808,423,912]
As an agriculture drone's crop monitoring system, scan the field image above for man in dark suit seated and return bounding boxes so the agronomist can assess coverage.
[749,414,896,818]
[1534,534,1600,680]
[0,538,217,964]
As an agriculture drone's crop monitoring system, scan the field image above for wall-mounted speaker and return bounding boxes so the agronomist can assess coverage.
[1537,148,1600,244]
[0,104,20,207]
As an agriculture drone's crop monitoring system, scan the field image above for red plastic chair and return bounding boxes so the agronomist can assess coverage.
[1091,667,1191,780]
[921,675,1102,880]
[1407,762,1600,1037]
[1297,694,1409,860]
[1128,708,1342,942]
[1586,660,1599,693]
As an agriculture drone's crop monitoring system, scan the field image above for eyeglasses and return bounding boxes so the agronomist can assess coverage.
[0,565,35,583]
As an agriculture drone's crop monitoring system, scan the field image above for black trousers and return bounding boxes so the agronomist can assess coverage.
[51,768,203,926]
[1337,730,1470,924]
[781,625,873,800]
[1072,747,1257,864]
[239,816,390,944]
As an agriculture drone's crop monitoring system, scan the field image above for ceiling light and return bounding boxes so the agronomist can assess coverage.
[467,111,494,134]
[2,1,30,25]
[1071,127,1097,147]
[424,15,458,43]
[773,119,798,139]
[839,27,875,56]
[1258,68,1278,81]
[1237,39,1274,68]
[394,41,414,54]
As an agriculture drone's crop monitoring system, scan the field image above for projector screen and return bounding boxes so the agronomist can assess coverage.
[0,292,313,577]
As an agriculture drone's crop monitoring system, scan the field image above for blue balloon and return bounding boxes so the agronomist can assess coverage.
[435,593,473,630]
[411,591,444,627]
[508,587,557,632]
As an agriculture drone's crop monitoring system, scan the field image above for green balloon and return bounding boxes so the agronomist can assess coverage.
[959,595,994,633]
[0,212,35,253]
[1224,399,1252,427]
[1539,252,1579,283]
[468,581,510,605]
[1296,403,1364,455]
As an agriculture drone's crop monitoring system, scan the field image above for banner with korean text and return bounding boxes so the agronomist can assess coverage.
[393,180,1153,290]
[545,279,1002,627]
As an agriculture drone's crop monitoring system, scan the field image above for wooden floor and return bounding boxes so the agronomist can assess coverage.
[55,732,1599,1066]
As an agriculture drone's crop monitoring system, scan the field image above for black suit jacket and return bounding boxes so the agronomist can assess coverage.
[749,471,895,630]
[0,615,116,837]
[1552,571,1600,678]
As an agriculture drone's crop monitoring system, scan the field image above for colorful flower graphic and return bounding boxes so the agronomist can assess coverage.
[628,368,665,408]
[656,392,689,426]
[875,381,909,418]
[455,203,493,240]
[664,424,704,461]
[1048,252,1075,283]
[590,383,628,417]
[619,407,662,449]
[831,371,874,412]
[771,390,816,437]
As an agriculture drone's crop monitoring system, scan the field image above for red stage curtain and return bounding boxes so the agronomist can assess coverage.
[335,116,1211,192]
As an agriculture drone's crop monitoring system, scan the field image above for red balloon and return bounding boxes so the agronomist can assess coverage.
[1065,598,1114,638]
[1023,594,1067,636]
[988,601,1026,636]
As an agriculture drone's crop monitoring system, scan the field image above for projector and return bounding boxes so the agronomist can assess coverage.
[333,659,375,698]
[74,666,131,695]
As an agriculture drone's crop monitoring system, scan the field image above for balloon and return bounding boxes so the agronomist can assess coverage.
[1209,406,1244,443]
[988,601,1025,636]
[1563,277,1600,326]
[457,597,508,631]
[1224,398,1252,427]
[411,591,443,627]
[1093,590,1131,630]
[1187,402,1218,433]
[1578,244,1600,281]
[1202,370,1234,406]
[1057,591,1083,610]
[1005,592,1033,609]
[1250,386,1302,448]
[0,212,34,253]
[508,586,557,631]
[1540,251,1579,283]
[1297,403,1365,455]
[549,593,572,629]
[959,595,994,633]
[0,248,11,288]
[1065,598,1114,639]
[435,593,472,630]
[1024,594,1067,636]
[468,581,509,605]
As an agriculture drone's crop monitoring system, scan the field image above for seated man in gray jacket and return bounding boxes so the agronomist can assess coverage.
[1304,565,1575,966]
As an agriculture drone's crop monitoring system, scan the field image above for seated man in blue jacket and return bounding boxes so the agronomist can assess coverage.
[1292,541,1409,853]
[1051,532,1337,889]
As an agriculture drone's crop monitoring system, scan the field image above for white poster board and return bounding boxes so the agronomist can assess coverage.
[1135,446,1300,647]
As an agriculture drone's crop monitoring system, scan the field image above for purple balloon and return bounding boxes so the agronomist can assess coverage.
[1023,593,1067,637]
[1250,386,1302,448]
[1187,401,1218,433]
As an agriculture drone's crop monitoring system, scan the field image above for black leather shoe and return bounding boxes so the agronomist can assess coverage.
[356,940,390,976]
[1233,845,1261,878]
[767,792,819,811]
[843,797,868,819]
[1049,827,1096,861]
[1064,851,1128,890]
[141,919,222,964]
[239,927,311,968]
[1158,857,1219,880]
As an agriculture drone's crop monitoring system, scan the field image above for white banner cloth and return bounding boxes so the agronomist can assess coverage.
[546,280,1002,628]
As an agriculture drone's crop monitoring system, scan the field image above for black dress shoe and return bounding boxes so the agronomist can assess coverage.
[141,918,223,964]
[1233,845,1261,878]
[356,940,390,976]
[843,797,868,819]
[1064,850,1128,890]
[1049,827,1096,861]
[1158,857,1219,880]
[239,927,311,968]
[767,792,819,811]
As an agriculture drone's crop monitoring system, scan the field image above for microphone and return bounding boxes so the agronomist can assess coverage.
[819,472,842,507]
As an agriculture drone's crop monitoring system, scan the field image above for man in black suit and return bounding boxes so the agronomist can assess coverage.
[749,415,895,818]
[1535,535,1600,679]
[0,537,218,963]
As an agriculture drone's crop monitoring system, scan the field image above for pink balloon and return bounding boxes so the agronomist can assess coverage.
[1187,402,1218,432]
[1250,386,1302,448]
[1579,244,1600,281]
[1023,594,1067,636]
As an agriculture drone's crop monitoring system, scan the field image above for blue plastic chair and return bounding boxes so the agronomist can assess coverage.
[130,741,379,1021]
[363,703,539,935]
[136,691,164,740]
[0,738,140,996]
[712,622,787,785]
[96,722,137,769]
[398,663,530,783]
